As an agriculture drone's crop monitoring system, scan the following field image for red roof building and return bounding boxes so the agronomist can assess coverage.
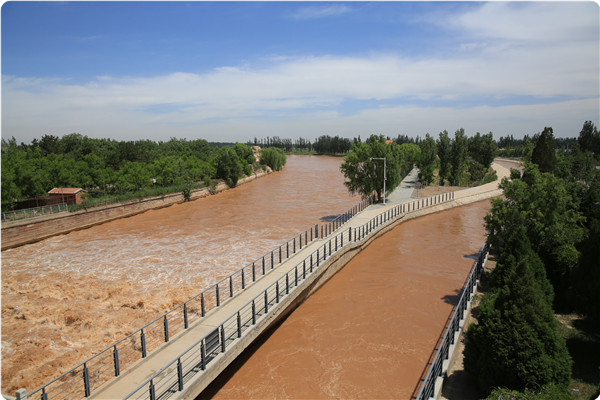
[48,188,86,204]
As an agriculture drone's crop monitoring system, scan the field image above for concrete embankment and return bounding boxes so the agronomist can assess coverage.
[1,169,271,251]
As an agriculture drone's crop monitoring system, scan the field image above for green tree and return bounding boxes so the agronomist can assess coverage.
[215,146,243,187]
[259,147,287,171]
[464,238,572,393]
[340,135,403,202]
[417,134,437,186]
[450,128,468,185]
[532,127,557,173]
[437,130,452,185]
[468,132,497,169]
[577,120,600,155]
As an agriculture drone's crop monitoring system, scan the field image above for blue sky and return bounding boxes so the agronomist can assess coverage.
[2,1,599,143]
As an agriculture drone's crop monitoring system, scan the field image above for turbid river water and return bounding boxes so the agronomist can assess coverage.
[1,155,359,395]
[201,200,492,399]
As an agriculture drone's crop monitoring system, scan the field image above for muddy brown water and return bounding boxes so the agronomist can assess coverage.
[202,200,492,399]
[1,155,359,395]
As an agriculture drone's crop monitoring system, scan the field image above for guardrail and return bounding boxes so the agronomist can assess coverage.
[122,191,456,400]
[414,237,490,400]
[24,196,375,400]
[2,203,69,223]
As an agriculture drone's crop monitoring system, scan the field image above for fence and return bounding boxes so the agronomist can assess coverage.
[121,191,456,400]
[25,196,375,400]
[414,238,490,400]
[2,203,69,223]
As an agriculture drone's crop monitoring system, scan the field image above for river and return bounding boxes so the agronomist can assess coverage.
[202,200,492,399]
[1,155,358,395]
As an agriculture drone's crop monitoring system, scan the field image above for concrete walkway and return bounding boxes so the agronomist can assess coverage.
[81,162,511,400]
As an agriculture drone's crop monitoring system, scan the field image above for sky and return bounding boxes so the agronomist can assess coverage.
[1,1,599,144]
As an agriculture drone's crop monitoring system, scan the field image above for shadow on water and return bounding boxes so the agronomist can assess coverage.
[320,214,342,222]
[441,289,462,306]
[463,252,480,261]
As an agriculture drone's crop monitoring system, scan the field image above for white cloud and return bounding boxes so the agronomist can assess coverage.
[291,4,353,20]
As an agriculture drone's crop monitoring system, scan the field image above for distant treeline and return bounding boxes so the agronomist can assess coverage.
[1,135,285,211]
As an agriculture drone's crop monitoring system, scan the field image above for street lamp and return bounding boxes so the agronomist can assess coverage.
[370,157,386,204]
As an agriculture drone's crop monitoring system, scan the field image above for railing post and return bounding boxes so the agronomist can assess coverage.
[83,362,90,397]
[113,345,120,376]
[163,315,169,342]
[253,262,256,281]
[286,274,290,295]
[252,301,256,325]
[295,267,298,286]
[279,246,282,263]
[286,242,289,258]
[201,293,205,317]
[269,252,272,271]
[229,276,233,298]
[241,270,245,289]
[221,325,226,353]
[216,285,220,307]
[184,303,189,329]
[303,260,306,279]
[237,312,242,338]
[149,379,156,400]
[264,291,268,313]
[294,238,296,253]
[201,341,206,370]
[317,249,320,266]
[141,329,147,358]
[177,358,184,391]
[276,281,280,303]
[310,254,314,272]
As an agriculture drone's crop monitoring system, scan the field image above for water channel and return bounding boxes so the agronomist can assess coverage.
[201,200,492,399]
[1,155,359,395]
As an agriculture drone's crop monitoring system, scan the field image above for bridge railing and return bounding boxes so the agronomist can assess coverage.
[123,191,456,400]
[25,196,375,400]
[414,238,490,400]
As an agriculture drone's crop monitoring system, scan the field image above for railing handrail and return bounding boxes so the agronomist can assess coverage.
[26,196,375,400]
[122,191,457,400]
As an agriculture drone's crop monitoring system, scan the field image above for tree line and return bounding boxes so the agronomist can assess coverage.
[464,123,600,399]
[248,135,351,154]
[1,134,286,210]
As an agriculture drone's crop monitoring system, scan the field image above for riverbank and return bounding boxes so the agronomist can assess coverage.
[0,168,272,251]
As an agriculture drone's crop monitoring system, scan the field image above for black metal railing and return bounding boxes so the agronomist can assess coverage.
[414,238,490,400]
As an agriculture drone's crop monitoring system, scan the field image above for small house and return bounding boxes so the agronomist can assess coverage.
[48,188,86,205]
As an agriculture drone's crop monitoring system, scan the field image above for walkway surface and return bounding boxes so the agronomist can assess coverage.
[85,162,510,400]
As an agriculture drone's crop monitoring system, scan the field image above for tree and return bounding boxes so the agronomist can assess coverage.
[215,147,243,187]
[417,134,437,185]
[468,132,497,169]
[437,130,451,185]
[532,127,557,173]
[577,120,600,155]
[464,239,572,393]
[259,147,287,171]
[450,128,468,185]
[340,135,403,202]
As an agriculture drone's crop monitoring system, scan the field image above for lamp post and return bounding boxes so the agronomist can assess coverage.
[370,157,386,204]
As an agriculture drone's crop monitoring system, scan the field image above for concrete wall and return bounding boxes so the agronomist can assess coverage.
[1,169,271,251]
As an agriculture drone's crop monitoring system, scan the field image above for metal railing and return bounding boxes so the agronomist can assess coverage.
[2,203,69,223]
[415,237,490,400]
[122,191,456,400]
[25,196,375,400]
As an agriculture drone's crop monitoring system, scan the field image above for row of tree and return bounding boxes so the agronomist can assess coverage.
[248,135,352,154]
[1,134,285,210]
[464,124,600,398]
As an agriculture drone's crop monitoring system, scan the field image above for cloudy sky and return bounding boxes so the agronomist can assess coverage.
[1,1,598,144]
